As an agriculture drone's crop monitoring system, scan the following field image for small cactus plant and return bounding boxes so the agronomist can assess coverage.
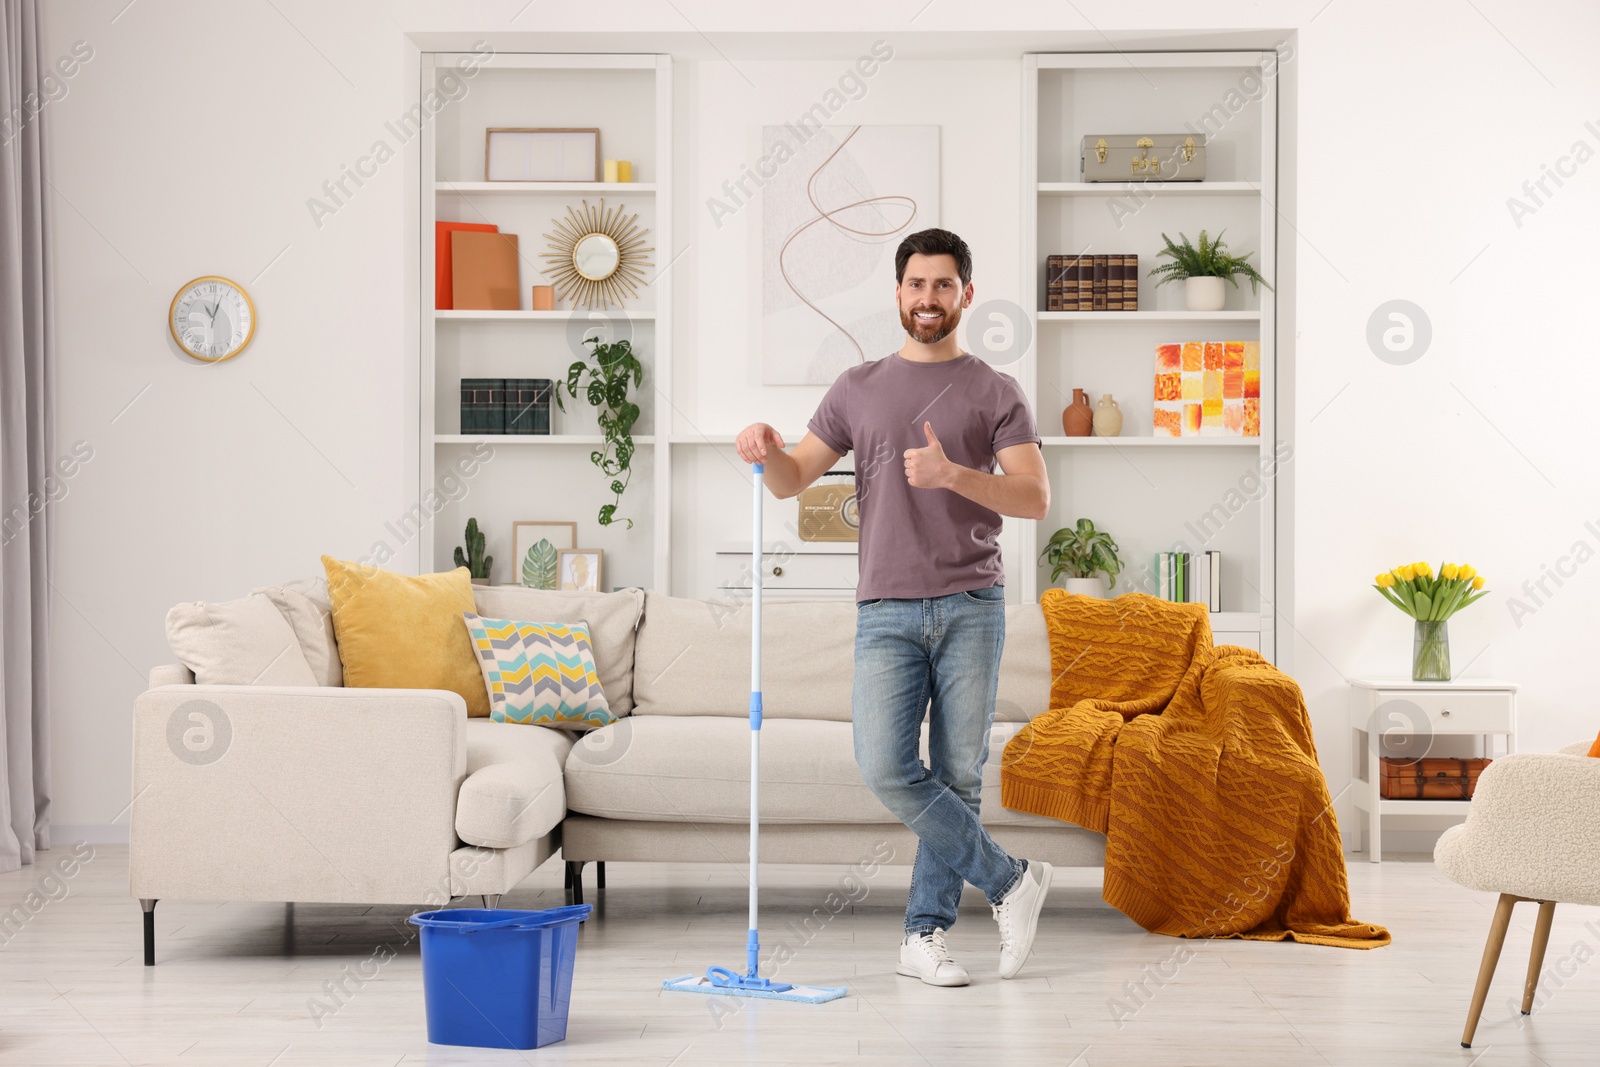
[454,517,492,581]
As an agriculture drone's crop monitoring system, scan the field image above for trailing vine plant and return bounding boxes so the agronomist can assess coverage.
[555,335,643,528]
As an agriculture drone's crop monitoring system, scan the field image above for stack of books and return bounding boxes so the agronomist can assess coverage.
[1155,549,1221,611]
[460,378,553,434]
[1046,253,1139,311]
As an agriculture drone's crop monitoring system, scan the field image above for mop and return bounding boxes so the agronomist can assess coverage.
[661,461,848,1005]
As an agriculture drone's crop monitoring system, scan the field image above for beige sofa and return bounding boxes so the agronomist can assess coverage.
[131,582,1103,964]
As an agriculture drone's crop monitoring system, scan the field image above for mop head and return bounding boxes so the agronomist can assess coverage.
[662,972,847,1004]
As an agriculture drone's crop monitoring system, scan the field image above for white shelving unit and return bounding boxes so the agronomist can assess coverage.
[1022,51,1282,656]
[416,52,673,592]
[407,48,1283,630]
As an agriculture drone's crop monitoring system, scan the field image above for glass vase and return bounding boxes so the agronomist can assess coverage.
[1412,618,1451,681]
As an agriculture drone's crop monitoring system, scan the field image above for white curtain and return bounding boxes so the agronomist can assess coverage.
[0,0,54,873]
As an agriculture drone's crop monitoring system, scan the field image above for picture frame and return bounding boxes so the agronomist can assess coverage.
[485,128,601,182]
[557,548,604,593]
[511,521,577,589]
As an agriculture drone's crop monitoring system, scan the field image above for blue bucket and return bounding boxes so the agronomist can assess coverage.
[408,904,591,1049]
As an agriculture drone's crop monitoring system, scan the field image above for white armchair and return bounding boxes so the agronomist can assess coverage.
[1433,740,1600,1048]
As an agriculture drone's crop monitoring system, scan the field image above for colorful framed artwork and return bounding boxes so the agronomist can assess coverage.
[557,549,604,593]
[1153,340,1260,437]
[512,521,577,589]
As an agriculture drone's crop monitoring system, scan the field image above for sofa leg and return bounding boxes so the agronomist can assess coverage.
[597,861,606,890]
[1522,900,1557,1014]
[140,899,157,967]
[1463,893,1519,1047]
[482,894,501,910]
[566,861,584,909]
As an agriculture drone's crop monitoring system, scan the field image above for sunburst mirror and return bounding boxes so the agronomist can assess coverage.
[538,199,654,310]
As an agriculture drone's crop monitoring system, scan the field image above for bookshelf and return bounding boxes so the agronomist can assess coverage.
[407,47,1283,653]
[1021,51,1282,657]
[416,53,673,592]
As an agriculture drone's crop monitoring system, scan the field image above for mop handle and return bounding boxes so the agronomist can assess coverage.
[748,462,764,978]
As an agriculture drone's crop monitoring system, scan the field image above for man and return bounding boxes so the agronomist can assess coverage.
[735,228,1052,986]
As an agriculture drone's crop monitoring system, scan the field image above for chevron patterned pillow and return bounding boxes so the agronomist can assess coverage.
[461,612,615,728]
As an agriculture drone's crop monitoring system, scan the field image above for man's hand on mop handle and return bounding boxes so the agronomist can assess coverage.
[736,422,786,464]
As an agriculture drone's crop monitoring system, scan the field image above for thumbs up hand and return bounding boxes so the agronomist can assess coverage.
[904,420,952,489]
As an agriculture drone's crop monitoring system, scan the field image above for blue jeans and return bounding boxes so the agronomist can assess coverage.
[852,584,1025,936]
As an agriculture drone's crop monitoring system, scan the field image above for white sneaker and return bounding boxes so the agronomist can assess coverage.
[897,928,970,987]
[993,860,1053,979]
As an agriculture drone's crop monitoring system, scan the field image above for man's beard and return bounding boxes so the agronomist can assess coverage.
[900,303,960,345]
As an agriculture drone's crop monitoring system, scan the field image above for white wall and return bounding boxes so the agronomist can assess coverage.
[38,1,1600,855]
[671,53,1024,596]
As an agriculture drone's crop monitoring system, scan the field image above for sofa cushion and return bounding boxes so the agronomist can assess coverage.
[632,591,1046,723]
[563,715,1060,827]
[462,613,614,729]
[996,601,1051,723]
[632,594,857,721]
[165,593,318,686]
[252,576,342,686]
[472,586,644,716]
[322,557,489,717]
[455,719,575,848]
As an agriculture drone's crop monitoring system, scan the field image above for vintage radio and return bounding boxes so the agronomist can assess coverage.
[797,472,859,542]
[1378,757,1493,800]
[1081,134,1207,183]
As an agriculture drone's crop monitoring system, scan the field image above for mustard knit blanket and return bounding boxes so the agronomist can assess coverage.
[1001,590,1390,949]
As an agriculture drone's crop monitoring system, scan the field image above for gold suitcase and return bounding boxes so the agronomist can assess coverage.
[1081,134,1207,182]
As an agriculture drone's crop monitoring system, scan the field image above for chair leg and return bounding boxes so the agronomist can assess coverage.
[597,860,606,890]
[140,899,157,967]
[482,894,501,910]
[1522,900,1557,1014]
[1463,893,1519,1048]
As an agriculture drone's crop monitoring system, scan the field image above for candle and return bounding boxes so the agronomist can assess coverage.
[603,159,619,183]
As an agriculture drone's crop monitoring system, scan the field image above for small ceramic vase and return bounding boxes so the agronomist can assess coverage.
[1062,388,1093,437]
[1093,393,1123,437]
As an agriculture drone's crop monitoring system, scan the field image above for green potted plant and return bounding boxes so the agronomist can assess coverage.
[1148,229,1272,312]
[454,517,493,586]
[1040,518,1122,598]
[555,335,644,529]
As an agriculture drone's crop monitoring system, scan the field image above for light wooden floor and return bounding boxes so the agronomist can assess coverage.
[0,846,1593,1066]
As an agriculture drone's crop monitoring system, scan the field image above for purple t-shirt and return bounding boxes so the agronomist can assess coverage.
[806,351,1041,601]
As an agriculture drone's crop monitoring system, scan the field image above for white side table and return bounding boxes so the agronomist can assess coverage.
[1348,678,1519,862]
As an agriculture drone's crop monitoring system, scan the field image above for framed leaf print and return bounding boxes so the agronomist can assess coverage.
[511,521,577,590]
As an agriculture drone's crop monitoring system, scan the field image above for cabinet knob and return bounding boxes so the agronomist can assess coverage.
[771,565,784,577]
[1440,709,1451,717]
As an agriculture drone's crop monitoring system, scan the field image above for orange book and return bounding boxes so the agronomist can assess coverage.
[451,231,521,311]
[435,221,499,309]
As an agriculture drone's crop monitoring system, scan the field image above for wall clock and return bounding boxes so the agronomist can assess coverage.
[168,276,256,362]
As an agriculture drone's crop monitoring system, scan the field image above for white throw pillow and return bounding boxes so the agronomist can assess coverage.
[252,576,342,686]
[165,593,318,686]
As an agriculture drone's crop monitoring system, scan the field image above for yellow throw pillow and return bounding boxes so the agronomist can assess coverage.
[321,556,489,718]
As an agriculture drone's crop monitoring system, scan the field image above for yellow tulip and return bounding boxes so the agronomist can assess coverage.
[1397,565,1416,581]
[1375,572,1392,587]
[1459,564,1475,580]
[1415,561,1432,577]
[1472,575,1485,590]
[1441,563,1458,580]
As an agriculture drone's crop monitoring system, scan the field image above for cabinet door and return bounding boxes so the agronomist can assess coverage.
[712,550,859,593]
